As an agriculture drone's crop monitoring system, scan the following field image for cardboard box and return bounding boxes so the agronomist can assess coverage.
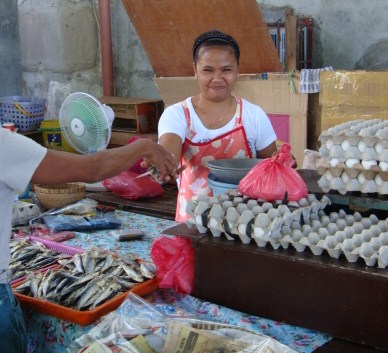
[109,131,158,147]
[320,71,388,132]
[100,96,163,134]
[154,74,308,167]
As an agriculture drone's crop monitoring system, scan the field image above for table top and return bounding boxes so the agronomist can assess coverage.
[88,183,178,220]
[23,210,331,353]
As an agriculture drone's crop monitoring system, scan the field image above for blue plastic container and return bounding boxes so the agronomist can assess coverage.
[208,173,238,196]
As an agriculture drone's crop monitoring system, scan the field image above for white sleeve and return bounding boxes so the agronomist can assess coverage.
[158,102,187,143]
[0,129,47,192]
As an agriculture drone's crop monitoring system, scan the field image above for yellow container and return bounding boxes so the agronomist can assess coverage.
[39,119,77,153]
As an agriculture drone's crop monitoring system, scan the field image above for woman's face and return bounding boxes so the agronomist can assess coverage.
[194,45,239,102]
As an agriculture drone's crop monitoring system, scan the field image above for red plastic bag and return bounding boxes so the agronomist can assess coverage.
[238,144,308,201]
[150,236,194,295]
[102,170,164,200]
[126,137,149,175]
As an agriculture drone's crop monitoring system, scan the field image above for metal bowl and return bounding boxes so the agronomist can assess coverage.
[206,158,263,184]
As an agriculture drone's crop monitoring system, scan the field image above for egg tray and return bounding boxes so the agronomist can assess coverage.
[317,119,388,195]
[317,166,388,195]
[319,118,388,165]
[186,190,388,268]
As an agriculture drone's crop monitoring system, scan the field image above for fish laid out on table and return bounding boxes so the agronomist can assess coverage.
[13,245,156,311]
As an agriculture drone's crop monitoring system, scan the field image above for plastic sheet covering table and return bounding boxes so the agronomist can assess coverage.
[23,210,330,353]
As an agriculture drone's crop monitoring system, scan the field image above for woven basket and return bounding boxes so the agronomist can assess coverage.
[34,183,85,209]
[0,96,46,132]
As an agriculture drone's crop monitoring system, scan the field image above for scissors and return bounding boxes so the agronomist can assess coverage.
[132,165,186,181]
[131,166,158,180]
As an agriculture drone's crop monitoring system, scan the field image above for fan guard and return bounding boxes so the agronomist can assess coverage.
[59,92,114,154]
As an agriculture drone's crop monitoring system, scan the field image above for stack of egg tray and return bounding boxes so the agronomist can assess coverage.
[186,190,388,268]
[317,118,388,195]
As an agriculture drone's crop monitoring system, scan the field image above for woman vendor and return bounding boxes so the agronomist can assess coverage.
[158,30,278,222]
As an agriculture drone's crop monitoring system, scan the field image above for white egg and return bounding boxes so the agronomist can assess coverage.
[329,158,340,167]
[361,160,377,170]
[326,139,334,150]
[341,139,351,151]
[357,140,367,152]
[345,159,360,168]
[373,142,384,153]
[379,161,388,172]
[374,174,383,186]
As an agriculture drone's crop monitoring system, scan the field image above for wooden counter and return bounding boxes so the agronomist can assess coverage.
[164,222,388,352]
[87,183,177,220]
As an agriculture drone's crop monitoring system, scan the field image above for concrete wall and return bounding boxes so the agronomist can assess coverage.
[17,0,101,117]
[7,0,388,115]
[0,0,21,96]
[260,0,388,70]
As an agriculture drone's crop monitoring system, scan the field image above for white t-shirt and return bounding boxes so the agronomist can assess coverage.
[158,97,277,158]
[0,129,47,282]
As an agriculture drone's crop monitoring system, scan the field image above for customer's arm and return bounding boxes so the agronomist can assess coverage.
[31,138,177,184]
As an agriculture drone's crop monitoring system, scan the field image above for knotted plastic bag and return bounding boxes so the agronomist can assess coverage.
[150,236,194,295]
[102,170,164,200]
[238,143,308,201]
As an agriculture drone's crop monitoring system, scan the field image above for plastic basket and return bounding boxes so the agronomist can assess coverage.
[0,95,46,132]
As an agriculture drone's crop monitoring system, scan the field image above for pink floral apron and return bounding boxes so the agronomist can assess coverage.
[176,97,252,222]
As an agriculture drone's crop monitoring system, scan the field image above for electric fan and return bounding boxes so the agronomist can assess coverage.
[58,92,115,154]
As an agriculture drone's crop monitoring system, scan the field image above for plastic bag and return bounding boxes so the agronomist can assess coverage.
[126,136,149,175]
[102,170,164,200]
[68,293,298,353]
[238,144,308,202]
[42,213,121,232]
[150,236,194,295]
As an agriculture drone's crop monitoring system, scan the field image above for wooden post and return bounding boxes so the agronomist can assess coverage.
[285,7,297,72]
